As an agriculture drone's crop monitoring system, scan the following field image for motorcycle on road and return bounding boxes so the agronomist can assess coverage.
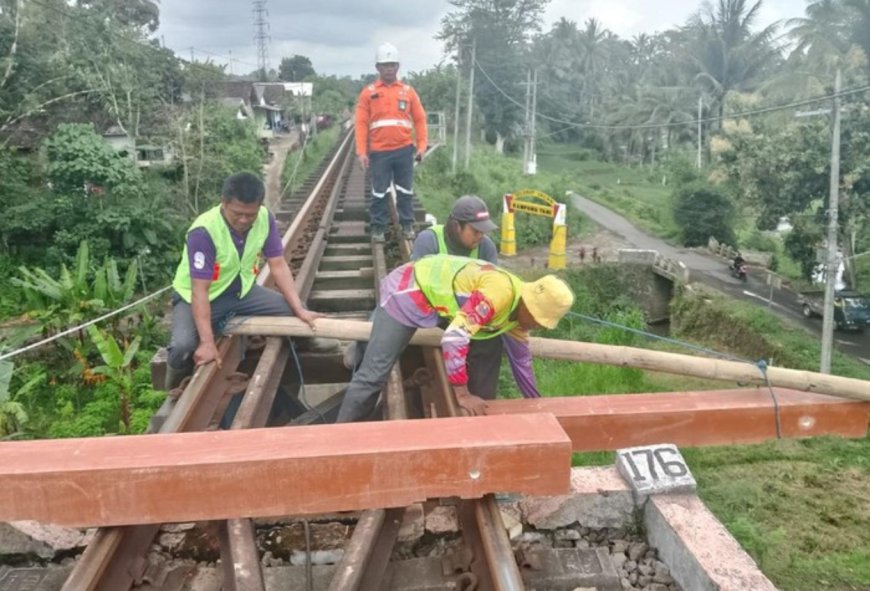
[729,261,748,282]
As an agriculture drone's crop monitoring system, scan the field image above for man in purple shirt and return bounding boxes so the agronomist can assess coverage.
[165,172,333,393]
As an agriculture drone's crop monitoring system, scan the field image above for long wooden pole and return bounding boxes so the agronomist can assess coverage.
[224,317,870,402]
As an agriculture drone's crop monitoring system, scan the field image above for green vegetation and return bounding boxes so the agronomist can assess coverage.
[686,437,870,591]
[672,182,737,247]
[281,126,341,195]
[416,143,592,248]
[672,285,870,379]
[537,144,682,240]
[1,0,868,585]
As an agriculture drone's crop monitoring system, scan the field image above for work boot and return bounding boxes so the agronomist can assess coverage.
[371,226,386,243]
[402,225,416,240]
[342,341,358,370]
[295,336,340,353]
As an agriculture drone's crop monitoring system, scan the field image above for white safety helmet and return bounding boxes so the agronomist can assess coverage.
[375,42,399,64]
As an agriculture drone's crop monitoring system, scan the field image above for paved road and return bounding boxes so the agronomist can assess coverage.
[264,131,300,209]
[569,192,870,364]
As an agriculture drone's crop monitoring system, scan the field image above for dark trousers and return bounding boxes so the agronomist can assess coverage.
[339,308,505,423]
[166,284,293,373]
[465,335,503,400]
[369,144,415,229]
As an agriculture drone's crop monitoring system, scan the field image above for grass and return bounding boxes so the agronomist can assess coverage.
[536,143,816,285]
[687,437,870,591]
[281,126,341,195]
[416,143,594,243]
[537,143,680,241]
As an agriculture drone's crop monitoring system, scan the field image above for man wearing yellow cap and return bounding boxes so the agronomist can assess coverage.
[335,254,575,422]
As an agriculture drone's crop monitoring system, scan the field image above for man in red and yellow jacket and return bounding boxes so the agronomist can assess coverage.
[354,42,428,243]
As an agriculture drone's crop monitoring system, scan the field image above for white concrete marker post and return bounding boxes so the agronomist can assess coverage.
[615,444,697,503]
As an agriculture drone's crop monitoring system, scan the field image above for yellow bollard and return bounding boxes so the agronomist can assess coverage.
[548,223,567,269]
[548,203,567,269]
[500,207,516,256]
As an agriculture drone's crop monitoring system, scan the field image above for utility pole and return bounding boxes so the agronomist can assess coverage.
[696,95,703,169]
[189,46,195,62]
[463,38,476,171]
[820,69,842,374]
[252,0,270,81]
[228,50,234,76]
[529,68,538,175]
[452,47,463,174]
[522,71,530,171]
[522,69,531,173]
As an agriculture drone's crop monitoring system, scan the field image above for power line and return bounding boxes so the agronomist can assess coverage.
[473,57,870,132]
[190,47,260,72]
[0,287,172,362]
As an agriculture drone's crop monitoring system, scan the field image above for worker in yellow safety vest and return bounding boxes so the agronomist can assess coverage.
[335,255,574,422]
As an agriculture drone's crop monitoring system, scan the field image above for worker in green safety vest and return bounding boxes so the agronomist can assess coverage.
[165,171,334,393]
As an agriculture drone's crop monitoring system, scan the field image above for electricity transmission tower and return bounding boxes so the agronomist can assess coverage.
[253,0,270,80]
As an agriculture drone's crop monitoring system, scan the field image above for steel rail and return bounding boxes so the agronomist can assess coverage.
[392,188,526,591]
[61,131,355,591]
[220,130,357,591]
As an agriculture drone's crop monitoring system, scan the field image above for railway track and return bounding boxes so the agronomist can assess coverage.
[61,129,524,591]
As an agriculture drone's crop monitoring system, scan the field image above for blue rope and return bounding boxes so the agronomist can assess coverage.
[565,311,751,363]
[565,310,783,438]
[754,359,783,439]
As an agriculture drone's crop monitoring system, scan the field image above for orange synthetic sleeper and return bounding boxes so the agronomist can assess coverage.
[486,388,869,451]
[0,413,571,528]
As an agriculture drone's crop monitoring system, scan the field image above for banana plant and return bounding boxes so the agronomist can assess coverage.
[87,325,141,432]
[11,240,139,338]
[0,359,28,439]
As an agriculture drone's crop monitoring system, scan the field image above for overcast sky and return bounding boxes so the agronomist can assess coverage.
[157,0,808,78]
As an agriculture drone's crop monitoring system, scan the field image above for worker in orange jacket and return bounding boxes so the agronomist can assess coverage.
[355,42,428,243]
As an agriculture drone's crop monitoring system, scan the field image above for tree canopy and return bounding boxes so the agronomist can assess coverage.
[279,55,316,81]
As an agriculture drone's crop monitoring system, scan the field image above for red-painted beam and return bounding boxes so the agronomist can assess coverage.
[0,414,571,528]
[486,388,869,452]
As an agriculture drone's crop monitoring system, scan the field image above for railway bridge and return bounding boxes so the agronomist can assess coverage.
[1,130,868,591]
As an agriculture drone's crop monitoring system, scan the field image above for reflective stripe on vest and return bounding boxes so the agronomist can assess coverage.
[431,225,479,259]
[369,118,413,130]
[172,205,269,303]
[413,255,521,340]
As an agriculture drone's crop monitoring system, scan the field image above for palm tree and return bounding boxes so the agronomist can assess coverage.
[576,18,611,117]
[683,0,781,124]
[788,0,870,73]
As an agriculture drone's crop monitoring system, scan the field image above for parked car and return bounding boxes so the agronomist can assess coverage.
[797,289,870,331]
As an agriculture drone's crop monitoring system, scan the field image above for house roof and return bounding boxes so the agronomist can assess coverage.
[0,121,45,150]
[252,82,287,105]
[222,81,255,102]
[103,125,128,137]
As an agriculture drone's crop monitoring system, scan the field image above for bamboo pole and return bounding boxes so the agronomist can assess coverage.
[224,317,870,403]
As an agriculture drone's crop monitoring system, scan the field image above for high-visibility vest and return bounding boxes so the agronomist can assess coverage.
[413,255,522,340]
[172,205,269,303]
[430,225,479,259]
